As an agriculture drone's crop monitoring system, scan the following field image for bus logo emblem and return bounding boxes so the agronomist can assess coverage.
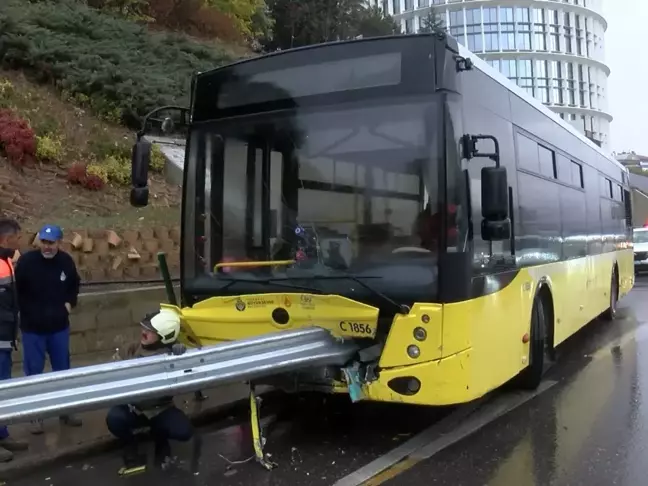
[235,299,246,312]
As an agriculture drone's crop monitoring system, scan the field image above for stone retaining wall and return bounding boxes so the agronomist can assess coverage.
[13,286,173,365]
[17,226,181,282]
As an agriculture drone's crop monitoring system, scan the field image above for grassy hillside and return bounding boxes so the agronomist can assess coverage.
[0,69,181,230]
[0,0,249,230]
[0,0,239,127]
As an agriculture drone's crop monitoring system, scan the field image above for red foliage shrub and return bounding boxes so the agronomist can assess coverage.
[81,174,105,191]
[67,163,105,191]
[67,162,88,185]
[0,109,36,168]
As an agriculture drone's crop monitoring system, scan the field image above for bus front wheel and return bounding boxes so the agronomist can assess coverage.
[518,294,552,390]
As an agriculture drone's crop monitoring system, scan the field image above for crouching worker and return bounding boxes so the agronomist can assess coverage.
[106,309,193,472]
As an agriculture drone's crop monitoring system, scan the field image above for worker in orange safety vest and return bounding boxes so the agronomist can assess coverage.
[0,218,28,462]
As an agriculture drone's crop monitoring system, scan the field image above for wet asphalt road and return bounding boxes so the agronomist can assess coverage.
[9,278,648,486]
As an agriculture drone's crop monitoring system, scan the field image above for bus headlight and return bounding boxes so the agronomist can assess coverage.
[413,327,427,341]
[407,345,420,359]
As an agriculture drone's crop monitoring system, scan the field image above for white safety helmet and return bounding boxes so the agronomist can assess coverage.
[141,309,181,345]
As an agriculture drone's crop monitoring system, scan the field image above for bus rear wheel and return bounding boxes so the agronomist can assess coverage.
[601,269,619,322]
[518,295,551,390]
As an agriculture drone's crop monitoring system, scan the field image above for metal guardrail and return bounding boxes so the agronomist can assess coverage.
[0,327,357,424]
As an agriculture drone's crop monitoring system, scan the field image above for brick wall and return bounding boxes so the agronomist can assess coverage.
[13,286,173,366]
[17,226,181,282]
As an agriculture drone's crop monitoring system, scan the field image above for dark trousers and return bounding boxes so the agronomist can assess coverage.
[106,405,193,445]
[0,351,11,439]
[21,328,70,376]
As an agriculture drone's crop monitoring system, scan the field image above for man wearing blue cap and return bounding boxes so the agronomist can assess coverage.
[15,224,82,434]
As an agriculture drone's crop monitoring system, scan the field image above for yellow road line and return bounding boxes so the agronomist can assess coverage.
[360,458,421,486]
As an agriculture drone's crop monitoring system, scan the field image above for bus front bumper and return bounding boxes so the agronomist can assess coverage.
[362,347,478,406]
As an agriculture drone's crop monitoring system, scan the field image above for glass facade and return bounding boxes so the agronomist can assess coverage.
[365,0,611,149]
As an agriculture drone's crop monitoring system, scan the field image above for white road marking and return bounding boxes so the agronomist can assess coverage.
[333,381,557,486]
[334,315,645,486]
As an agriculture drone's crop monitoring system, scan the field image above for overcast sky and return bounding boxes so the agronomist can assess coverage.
[604,0,646,154]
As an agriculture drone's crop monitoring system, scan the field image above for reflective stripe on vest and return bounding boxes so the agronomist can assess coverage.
[0,258,13,286]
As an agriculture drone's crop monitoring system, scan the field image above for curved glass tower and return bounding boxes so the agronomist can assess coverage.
[367,0,611,149]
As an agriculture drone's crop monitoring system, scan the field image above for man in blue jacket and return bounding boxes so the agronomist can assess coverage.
[15,224,82,434]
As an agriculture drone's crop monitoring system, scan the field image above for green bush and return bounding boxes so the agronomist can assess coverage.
[150,144,165,173]
[0,0,235,129]
[87,135,131,161]
[103,154,130,185]
[35,134,64,162]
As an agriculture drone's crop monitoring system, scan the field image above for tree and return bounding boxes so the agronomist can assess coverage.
[206,0,273,39]
[354,5,400,38]
[418,10,446,33]
[264,0,399,51]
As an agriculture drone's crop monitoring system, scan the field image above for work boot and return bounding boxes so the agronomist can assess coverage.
[123,443,146,470]
[0,446,13,463]
[60,414,82,427]
[0,437,28,452]
[29,420,43,435]
[154,439,172,470]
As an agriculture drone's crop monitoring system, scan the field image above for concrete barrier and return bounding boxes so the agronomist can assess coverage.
[14,286,172,366]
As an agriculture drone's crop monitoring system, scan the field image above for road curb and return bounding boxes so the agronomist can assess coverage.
[0,389,281,481]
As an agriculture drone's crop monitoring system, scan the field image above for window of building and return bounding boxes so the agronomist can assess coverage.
[392,0,400,15]
[534,8,547,50]
[578,65,587,107]
[518,59,533,96]
[483,7,499,51]
[516,8,532,50]
[405,17,414,33]
[405,0,414,11]
[500,7,516,50]
[501,59,517,79]
[563,12,573,53]
[567,63,576,105]
[466,8,483,52]
[575,14,584,55]
[448,10,465,41]
[552,61,564,104]
[549,10,560,51]
[536,60,549,104]
[487,59,500,71]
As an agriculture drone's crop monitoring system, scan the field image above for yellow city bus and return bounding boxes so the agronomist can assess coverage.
[130,33,634,408]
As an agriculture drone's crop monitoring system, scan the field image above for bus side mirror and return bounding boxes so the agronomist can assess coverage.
[481,166,511,241]
[131,139,151,207]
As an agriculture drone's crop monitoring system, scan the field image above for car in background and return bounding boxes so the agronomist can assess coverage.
[634,227,648,273]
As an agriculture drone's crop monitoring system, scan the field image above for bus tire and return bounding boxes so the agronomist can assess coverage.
[518,294,550,390]
[601,267,619,322]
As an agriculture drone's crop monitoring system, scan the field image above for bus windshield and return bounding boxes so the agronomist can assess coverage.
[182,96,452,304]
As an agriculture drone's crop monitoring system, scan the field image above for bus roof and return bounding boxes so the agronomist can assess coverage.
[455,43,625,174]
[195,33,458,80]
[192,33,623,174]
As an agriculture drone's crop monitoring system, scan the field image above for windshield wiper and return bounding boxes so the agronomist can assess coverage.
[270,275,410,315]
